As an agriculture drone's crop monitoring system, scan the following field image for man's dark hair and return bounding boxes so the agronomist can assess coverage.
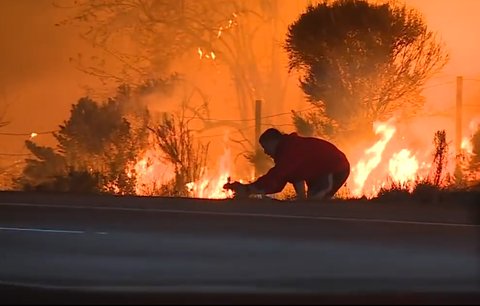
[259,128,283,144]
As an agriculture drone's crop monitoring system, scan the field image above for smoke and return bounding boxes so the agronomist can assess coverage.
[0,0,101,155]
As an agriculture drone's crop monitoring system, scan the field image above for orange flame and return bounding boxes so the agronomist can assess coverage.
[128,148,175,195]
[462,118,479,156]
[387,149,421,192]
[350,120,396,197]
[197,48,216,61]
[216,12,237,39]
[186,147,234,199]
[388,149,419,183]
[347,117,480,198]
[130,139,235,198]
[461,137,473,155]
[127,117,478,200]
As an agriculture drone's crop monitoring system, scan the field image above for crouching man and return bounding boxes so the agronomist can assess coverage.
[224,128,350,200]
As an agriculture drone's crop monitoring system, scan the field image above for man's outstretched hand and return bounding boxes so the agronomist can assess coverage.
[223,181,250,197]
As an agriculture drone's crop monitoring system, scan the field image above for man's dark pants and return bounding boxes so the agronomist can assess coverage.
[306,165,350,199]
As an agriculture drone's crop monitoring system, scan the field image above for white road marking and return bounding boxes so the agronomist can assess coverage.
[0,202,478,228]
[0,226,108,235]
[0,226,84,234]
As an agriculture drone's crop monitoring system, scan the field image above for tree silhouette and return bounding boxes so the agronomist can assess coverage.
[18,86,149,194]
[285,0,448,137]
[431,130,448,187]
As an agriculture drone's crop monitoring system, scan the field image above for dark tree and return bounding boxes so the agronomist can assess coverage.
[18,87,150,194]
[285,0,448,137]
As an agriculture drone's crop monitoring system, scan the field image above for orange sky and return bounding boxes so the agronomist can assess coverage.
[407,0,480,112]
[0,0,479,165]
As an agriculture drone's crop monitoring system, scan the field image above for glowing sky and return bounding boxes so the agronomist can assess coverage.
[0,0,478,158]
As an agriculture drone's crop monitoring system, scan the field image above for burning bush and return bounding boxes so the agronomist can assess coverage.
[372,129,454,201]
[149,112,209,196]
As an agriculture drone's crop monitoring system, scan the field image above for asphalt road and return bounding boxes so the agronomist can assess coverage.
[0,192,479,304]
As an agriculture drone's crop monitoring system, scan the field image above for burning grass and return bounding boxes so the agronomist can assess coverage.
[127,119,480,200]
[371,129,457,202]
[99,105,480,202]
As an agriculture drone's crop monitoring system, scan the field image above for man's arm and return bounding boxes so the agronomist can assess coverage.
[223,165,290,196]
[224,148,302,196]
[248,165,289,195]
[248,151,305,195]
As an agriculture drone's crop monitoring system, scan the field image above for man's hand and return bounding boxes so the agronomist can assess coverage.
[223,181,250,197]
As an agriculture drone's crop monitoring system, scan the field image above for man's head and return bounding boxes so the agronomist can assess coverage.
[259,128,283,157]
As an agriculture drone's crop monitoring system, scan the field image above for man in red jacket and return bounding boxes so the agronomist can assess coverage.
[224,128,350,200]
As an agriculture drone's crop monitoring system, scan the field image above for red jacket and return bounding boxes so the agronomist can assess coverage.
[252,133,350,194]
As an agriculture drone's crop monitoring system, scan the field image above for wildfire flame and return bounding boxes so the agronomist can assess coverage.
[130,143,235,199]
[461,118,479,156]
[462,137,473,155]
[351,120,396,197]
[128,148,175,195]
[128,117,477,200]
[387,149,420,192]
[215,12,238,40]
[459,118,479,163]
[348,119,443,198]
[197,48,216,61]
[186,147,234,199]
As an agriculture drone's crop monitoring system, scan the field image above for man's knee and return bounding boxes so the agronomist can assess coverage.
[307,168,350,199]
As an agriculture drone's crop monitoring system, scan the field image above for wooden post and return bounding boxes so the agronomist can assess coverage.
[255,99,262,177]
[456,76,463,159]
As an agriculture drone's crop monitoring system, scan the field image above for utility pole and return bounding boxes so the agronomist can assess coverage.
[255,99,262,177]
[456,76,463,159]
